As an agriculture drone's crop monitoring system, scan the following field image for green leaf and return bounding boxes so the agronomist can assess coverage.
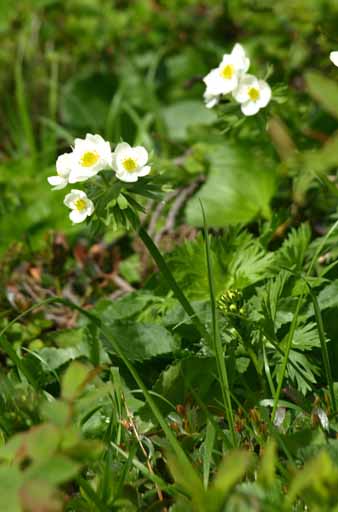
[0,466,22,512]
[154,357,217,410]
[19,479,64,512]
[274,223,311,271]
[286,451,338,508]
[61,72,118,130]
[257,440,277,489]
[41,400,71,428]
[186,144,276,227]
[38,347,82,371]
[162,100,217,141]
[25,455,80,485]
[93,292,156,321]
[103,322,178,362]
[62,361,91,401]
[206,450,252,511]
[0,424,61,464]
[306,70,338,119]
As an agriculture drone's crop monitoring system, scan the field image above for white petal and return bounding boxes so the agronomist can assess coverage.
[219,54,233,69]
[205,97,219,108]
[47,176,67,190]
[114,142,131,155]
[111,153,117,170]
[330,51,338,67]
[73,138,88,151]
[241,100,261,116]
[242,56,250,73]
[232,84,248,103]
[68,169,92,184]
[85,133,103,144]
[134,146,148,166]
[116,171,139,183]
[69,209,88,223]
[203,69,227,95]
[231,43,246,60]
[231,43,250,72]
[220,75,238,95]
[258,80,272,107]
[231,43,250,73]
[203,67,219,87]
[138,165,151,177]
[56,153,72,178]
[204,90,219,108]
[85,199,95,215]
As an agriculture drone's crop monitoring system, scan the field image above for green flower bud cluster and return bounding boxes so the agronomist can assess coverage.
[217,288,245,316]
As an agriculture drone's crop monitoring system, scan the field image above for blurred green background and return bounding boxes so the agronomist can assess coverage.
[1,0,338,254]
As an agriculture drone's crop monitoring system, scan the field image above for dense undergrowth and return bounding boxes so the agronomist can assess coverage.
[2,1,338,510]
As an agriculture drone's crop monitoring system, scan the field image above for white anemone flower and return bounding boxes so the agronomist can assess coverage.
[330,51,338,67]
[64,189,94,224]
[47,153,72,190]
[232,74,271,116]
[112,142,151,183]
[203,43,250,98]
[68,133,112,184]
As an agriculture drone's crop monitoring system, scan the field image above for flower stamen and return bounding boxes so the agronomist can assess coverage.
[248,87,260,101]
[220,64,234,80]
[74,198,87,211]
[80,151,99,167]
[122,157,137,172]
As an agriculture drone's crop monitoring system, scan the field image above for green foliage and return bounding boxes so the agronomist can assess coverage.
[3,0,338,510]
[186,143,276,227]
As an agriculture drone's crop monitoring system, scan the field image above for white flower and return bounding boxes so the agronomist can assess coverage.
[203,43,250,98]
[330,51,338,67]
[112,142,151,183]
[64,189,94,224]
[232,74,271,116]
[47,153,72,190]
[68,133,112,184]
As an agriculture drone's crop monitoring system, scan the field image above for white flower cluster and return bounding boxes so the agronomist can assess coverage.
[203,43,271,116]
[48,135,151,223]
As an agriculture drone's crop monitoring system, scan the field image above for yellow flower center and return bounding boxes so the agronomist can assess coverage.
[74,198,87,211]
[248,87,260,101]
[122,157,137,172]
[80,151,99,167]
[220,64,234,80]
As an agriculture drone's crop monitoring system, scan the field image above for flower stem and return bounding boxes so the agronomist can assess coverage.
[201,203,237,447]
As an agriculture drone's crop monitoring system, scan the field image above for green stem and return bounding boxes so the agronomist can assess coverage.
[137,225,211,343]
[201,203,236,446]
[262,338,276,397]
[272,295,303,422]
[308,285,336,413]
[77,475,110,512]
